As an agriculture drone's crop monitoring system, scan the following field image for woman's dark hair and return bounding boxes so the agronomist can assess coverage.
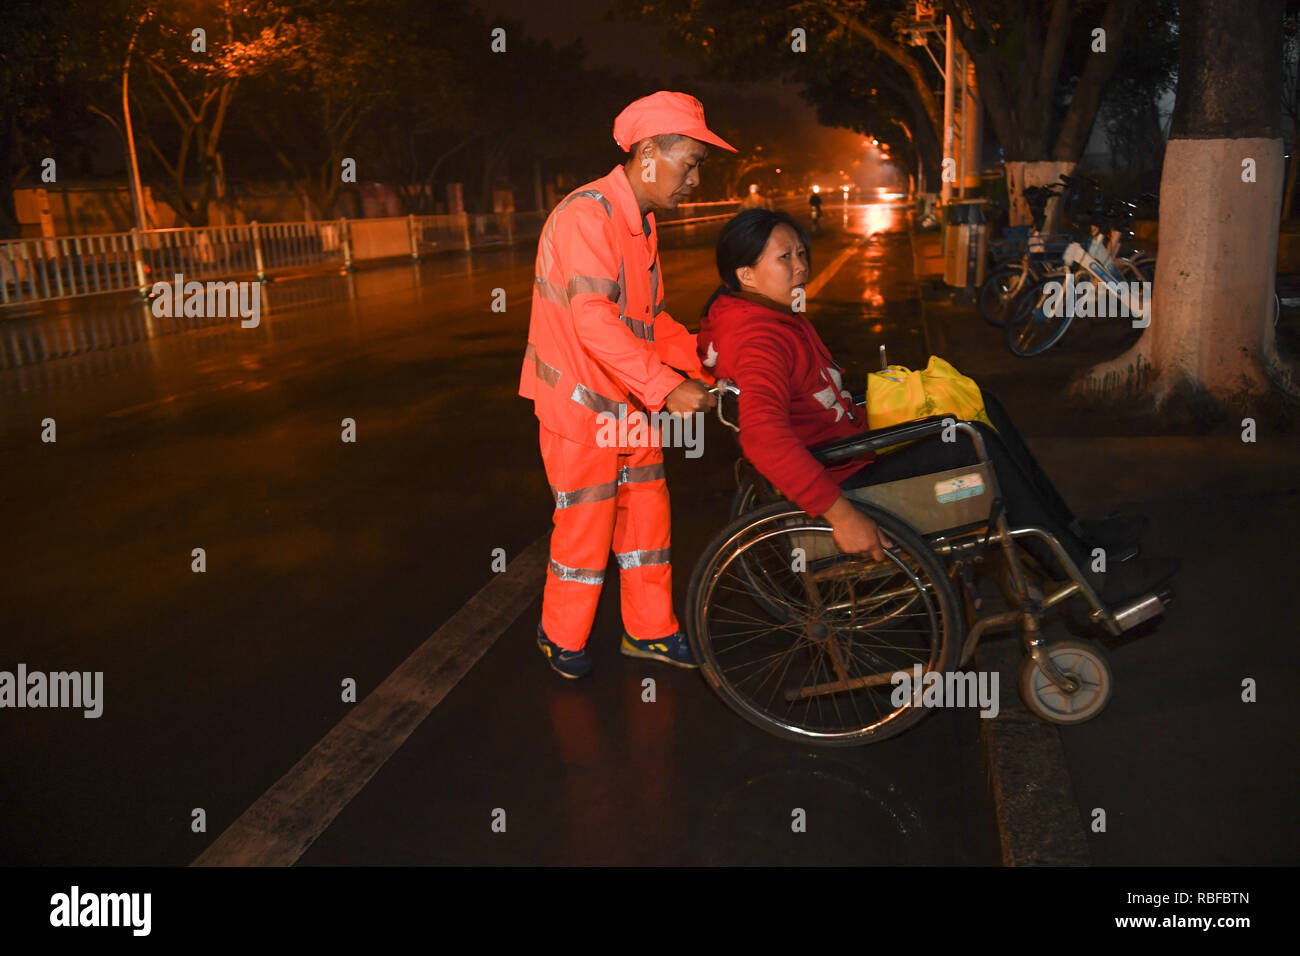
[701,208,812,316]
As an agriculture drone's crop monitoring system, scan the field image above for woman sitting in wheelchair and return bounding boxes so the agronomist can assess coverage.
[697,209,1178,609]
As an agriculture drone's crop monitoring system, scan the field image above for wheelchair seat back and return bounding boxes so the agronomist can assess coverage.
[844,462,999,535]
[789,463,1000,565]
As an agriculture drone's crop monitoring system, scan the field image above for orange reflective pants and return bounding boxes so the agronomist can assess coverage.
[538,423,678,651]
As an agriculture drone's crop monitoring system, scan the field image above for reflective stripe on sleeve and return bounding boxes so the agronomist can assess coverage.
[535,276,570,307]
[620,314,654,340]
[615,547,671,570]
[650,259,667,316]
[566,275,621,301]
[549,559,605,585]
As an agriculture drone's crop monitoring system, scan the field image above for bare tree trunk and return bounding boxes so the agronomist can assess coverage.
[1284,143,1299,219]
[1004,160,1076,229]
[1051,0,1136,161]
[828,10,943,145]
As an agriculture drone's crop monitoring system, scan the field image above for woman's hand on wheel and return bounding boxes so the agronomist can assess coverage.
[823,495,893,562]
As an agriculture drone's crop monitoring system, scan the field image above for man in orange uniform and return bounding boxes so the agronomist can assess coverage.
[519,91,736,678]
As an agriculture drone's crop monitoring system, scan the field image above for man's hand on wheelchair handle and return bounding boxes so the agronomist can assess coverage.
[665,379,717,415]
[823,495,893,562]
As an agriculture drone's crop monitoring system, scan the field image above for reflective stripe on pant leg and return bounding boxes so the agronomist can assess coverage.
[539,424,619,651]
[612,443,677,641]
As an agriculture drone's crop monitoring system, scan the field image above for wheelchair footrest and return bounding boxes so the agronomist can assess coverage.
[1111,591,1169,631]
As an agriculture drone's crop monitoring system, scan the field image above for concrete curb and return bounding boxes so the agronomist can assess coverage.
[975,638,1091,866]
[912,232,1091,865]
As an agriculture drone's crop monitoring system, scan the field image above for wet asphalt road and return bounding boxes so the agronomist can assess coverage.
[0,204,1001,865]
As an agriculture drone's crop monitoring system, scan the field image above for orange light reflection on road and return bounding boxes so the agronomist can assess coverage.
[842,202,902,240]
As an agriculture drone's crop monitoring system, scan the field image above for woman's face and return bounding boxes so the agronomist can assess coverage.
[736,224,810,308]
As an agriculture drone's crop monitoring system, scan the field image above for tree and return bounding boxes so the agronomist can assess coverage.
[1073,0,1300,413]
[1279,10,1300,219]
[0,0,132,238]
[943,0,1144,228]
[1095,0,1178,192]
[626,0,1159,224]
[229,0,423,220]
[617,0,947,186]
[123,0,326,226]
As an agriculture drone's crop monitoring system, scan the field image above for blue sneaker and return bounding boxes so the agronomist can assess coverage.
[537,624,592,679]
[620,629,698,669]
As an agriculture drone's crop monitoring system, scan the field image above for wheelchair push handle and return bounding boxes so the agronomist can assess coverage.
[710,379,741,433]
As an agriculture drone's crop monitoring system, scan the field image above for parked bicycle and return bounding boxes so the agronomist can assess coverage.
[1004,190,1152,356]
[980,174,1156,339]
[978,182,1072,327]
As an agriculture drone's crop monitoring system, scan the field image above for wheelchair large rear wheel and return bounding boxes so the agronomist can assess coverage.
[686,499,961,746]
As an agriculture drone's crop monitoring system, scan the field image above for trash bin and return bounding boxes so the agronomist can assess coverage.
[916,192,940,229]
[943,199,990,288]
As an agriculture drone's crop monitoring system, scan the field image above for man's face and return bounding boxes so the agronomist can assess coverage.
[639,137,708,211]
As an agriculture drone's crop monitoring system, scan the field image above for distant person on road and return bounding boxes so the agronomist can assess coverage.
[520,91,732,679]
[808,189,822,233]
[696,208,1180,609]
[739,183,772,211]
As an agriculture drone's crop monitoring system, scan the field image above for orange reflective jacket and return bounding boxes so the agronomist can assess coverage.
[519,164,714,447]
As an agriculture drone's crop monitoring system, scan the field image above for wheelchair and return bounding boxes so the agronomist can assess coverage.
[685,380,1173,747]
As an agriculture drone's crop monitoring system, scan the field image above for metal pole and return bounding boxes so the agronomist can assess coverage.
[123,12,150,234]
[252,220,266,281]
[959,42,968,200]
[941,15,954,208]
[132,229,149,296]
[339,217,353,273]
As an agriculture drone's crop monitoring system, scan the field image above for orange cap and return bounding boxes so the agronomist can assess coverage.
[612,91,738,154]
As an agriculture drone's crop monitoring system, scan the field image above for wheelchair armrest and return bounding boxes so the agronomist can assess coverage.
[809,415,951,464]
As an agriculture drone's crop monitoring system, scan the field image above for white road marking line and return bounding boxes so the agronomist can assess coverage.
[806,238,862,301]
[191,533,550,867]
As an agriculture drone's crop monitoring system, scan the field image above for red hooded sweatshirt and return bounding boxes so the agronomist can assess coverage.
[697,291,874,517]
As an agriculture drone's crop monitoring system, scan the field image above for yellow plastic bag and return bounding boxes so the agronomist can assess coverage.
[866,356,995,455]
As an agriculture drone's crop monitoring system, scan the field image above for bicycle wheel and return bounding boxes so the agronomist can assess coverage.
[1004,274,1075,356]
[978,266,1030,327]
[686,499,961,746]
[1116,254,1155,286]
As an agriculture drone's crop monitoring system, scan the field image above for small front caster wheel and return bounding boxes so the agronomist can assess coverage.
[1018,639,1112,724]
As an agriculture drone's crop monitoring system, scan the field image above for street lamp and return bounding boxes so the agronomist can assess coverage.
[123,8,154,233]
